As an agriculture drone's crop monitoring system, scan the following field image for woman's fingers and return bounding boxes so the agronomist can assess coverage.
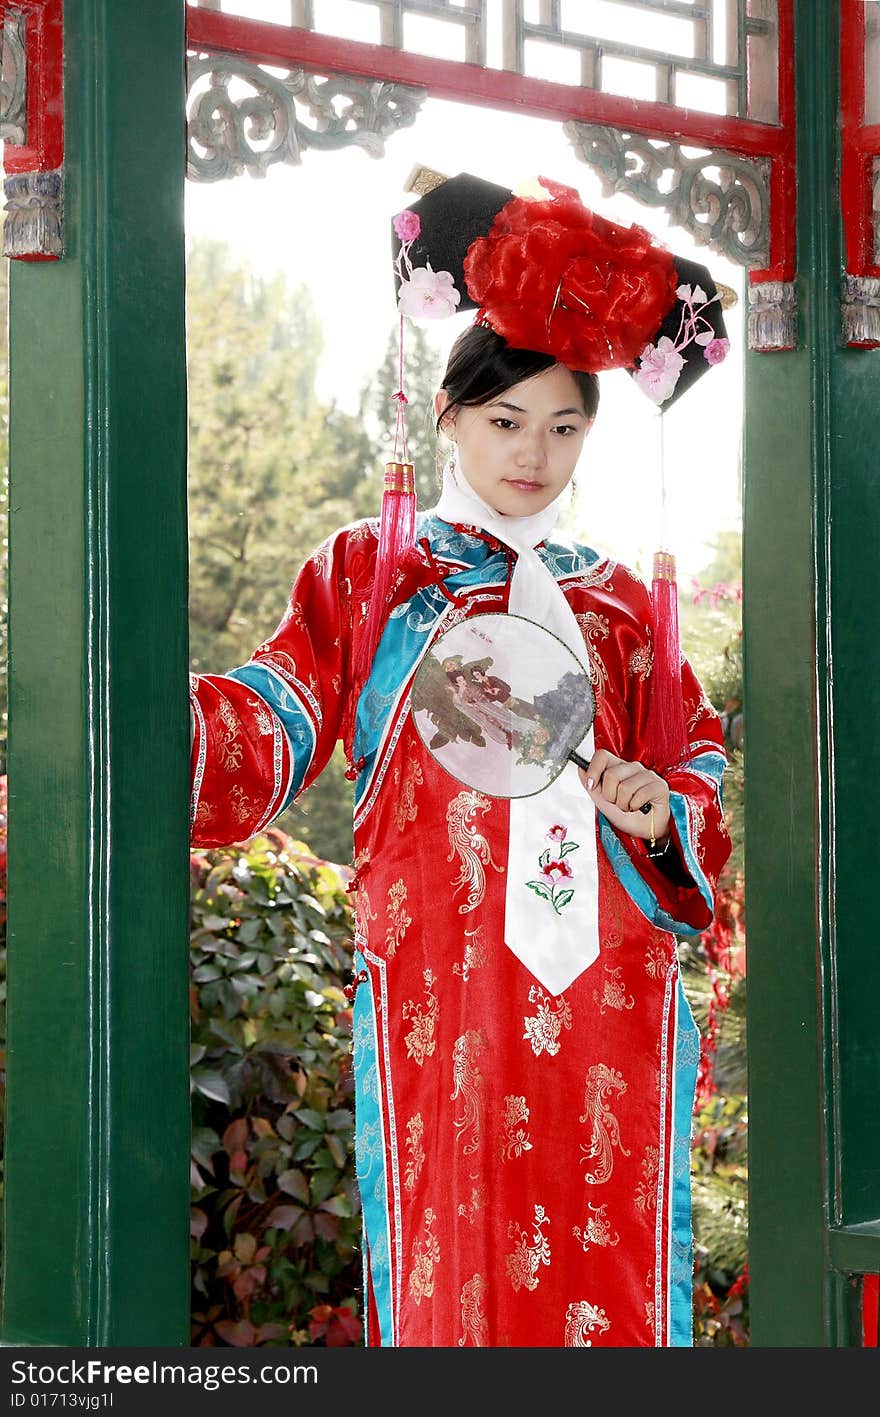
[578,751,669,814]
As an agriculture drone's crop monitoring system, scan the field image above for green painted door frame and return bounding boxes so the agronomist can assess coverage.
[1,1,191,1344]
[1,0,878,1349]
[744,0,880,1347]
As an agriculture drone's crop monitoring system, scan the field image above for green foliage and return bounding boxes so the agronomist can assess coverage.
[366,322,446,503]
[188,827,363,1347]
[186,239,377,676]
[677,530,749,1345]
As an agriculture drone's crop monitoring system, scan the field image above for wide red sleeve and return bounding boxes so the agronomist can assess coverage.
[189,527,364,848]
[590,565,732,937]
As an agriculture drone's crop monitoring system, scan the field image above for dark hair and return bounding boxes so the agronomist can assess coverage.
[435,323,600,434]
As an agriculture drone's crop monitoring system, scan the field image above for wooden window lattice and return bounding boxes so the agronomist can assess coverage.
[190,0,779,122]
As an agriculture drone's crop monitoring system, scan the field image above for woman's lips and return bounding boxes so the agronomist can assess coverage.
[505,479,544,491]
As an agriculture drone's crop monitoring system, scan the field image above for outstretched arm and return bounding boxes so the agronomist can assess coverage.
[189,530,355,848]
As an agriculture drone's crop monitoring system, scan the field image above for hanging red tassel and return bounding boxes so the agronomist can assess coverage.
[643,549,689,772]
[354,459,417,686]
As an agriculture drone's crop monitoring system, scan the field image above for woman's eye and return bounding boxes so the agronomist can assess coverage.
[554,424,578,436]
[491,418,518,430]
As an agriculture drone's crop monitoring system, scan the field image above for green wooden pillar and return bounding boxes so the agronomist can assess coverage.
[1,1,190,1344]
[744,0,880,1346]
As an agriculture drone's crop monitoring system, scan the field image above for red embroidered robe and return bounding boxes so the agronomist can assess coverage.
[190,514,731,1348]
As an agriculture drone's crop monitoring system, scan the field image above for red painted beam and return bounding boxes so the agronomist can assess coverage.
[185,1,795,283]
[767,0,796,283]
[185,4,786,155]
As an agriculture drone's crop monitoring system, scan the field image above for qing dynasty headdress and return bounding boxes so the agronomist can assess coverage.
[361,171,730,770]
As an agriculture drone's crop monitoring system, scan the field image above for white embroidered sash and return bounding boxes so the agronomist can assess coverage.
[432,465,600,995]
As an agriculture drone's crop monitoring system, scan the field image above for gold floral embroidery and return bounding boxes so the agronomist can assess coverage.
[574,611,610,705]
[644,1271,656,1334]
[350,850,377,942]
[217,700,244,773]
[579,1062,631,1185]
[393,756,423,831]
[452,924,488,982]
[457,1184,485,1225]
[354,887,377,943]
[404,1113,425,1192]
[691,800,707,865]
[245,696,274,737]
[593,964,636,1016]
[386,879,411,958]
[310,543,331,579]
[635,1145,659,1213]
[645,942,669,980]
[505,1204,550,1293]
[564,1300,611,1346]
[572,1201,620,1253]
[522,984,573,1058]
[686,690,716,732]
[450,1028,487,1154]
[500,1095,533,1161]
[446,790,504,914]
[628,641,653,681]
[408,1208,440,1306]
[228,783,255,825]
[458,1274,489,1347]
[402,970,438,1066]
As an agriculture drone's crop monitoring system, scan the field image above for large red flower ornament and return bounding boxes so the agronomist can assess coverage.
[463,178,679,373]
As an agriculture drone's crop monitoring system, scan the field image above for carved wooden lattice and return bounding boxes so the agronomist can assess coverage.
[186,0,795,349]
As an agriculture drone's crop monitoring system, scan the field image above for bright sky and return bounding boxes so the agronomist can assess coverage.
[185,1,745,583]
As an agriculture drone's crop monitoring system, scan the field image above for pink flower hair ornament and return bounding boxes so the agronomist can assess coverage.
[632,282,729,407]
[393,208,461,322]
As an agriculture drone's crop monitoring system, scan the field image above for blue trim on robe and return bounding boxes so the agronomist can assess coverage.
[599,750,725,935]
[225,663,316,812]
[669,975,701,1346]
[352,948,395,1347]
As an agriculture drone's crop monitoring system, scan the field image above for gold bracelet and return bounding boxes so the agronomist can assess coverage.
[649,803,655,849]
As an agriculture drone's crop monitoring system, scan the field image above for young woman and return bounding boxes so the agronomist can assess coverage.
[189,178,732,1347]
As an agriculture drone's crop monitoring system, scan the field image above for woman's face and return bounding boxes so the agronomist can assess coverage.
[435,362,593,517]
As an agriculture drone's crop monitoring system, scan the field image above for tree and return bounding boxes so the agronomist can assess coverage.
[186,238,379,676]
[364,321,446,504]
[186,239,379,865]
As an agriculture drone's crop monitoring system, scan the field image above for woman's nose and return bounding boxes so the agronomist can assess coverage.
[516,433,547,468]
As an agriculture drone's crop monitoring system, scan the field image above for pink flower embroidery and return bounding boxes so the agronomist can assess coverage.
[526,831,579,913]
[397,264,461,320]
[703,336,730,366]
[393,209,421,243]
[632,336,685,406]
[540,859,573,884]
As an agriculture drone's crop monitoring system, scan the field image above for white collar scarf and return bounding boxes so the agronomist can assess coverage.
[430,462,601,996]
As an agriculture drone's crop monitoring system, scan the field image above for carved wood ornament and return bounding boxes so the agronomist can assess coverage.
[0,0,64,260]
